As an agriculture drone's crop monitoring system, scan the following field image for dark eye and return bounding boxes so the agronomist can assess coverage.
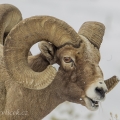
[63,57,72,63]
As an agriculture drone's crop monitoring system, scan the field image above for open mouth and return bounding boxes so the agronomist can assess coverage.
[87,97,99,107]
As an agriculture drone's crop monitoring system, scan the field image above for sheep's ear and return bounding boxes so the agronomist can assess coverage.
[38,41,56,63]
[105,76,119,93]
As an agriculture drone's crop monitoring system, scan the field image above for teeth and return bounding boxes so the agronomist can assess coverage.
[92,103,94,107]
[95,104,98,105]
[92,103,99,107]
[87,97,99,107]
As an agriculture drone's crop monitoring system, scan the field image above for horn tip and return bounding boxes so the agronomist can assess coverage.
[78,21,105,49]
[116,76,120,81]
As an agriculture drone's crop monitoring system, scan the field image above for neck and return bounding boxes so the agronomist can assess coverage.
[27,54,64,119]
[36,85,64,118]
[28,53,49,72]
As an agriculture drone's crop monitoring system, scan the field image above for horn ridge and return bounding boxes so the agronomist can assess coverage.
[4,16,81,90]
[0,4,22,45]
[78,21,105,49]
[105,76,119,93]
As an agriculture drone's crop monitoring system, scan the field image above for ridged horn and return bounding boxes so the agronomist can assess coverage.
[0,4,22,45]
[78,21,105,49]
[105,76,119,93]
[4,16,81,90]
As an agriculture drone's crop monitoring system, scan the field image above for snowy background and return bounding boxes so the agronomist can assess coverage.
[0,0,120,120]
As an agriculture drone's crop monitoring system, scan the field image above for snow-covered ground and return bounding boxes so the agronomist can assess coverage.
[0,0,120,120]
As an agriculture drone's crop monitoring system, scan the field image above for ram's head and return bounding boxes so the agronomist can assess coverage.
[4,16,119,111]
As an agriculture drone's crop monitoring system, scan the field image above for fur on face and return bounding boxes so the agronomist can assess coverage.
[45,35,108,111]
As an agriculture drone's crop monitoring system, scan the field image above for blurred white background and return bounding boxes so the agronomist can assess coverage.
[0,0,120,120]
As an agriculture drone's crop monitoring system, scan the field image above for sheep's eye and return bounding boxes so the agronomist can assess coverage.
[63,57,72,63]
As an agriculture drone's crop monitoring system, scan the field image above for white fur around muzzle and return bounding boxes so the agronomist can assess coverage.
[86,79,108,101]
[84,78,108,111]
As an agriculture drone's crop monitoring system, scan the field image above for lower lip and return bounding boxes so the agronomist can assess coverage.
[92,103,99,107]
[87,97,99,107]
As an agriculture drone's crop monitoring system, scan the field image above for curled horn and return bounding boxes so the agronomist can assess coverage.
[78,21,105,49]
[0,4,22,45]
[105,76,119,93]
[4,16,81,90]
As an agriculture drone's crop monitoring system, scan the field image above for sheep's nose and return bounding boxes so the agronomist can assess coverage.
[95,87,106,98]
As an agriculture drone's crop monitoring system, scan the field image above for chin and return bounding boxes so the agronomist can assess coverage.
[84,97,101,111]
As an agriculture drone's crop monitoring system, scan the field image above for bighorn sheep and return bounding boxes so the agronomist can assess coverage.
[0,4,119,120]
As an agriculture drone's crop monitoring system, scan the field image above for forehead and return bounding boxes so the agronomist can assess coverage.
[58,42,100,63]
[57,45,77,57]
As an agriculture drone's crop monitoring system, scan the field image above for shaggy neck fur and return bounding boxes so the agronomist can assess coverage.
[3,53,65,120]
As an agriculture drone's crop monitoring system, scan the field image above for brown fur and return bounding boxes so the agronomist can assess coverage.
[0,39,103,119]
[0,4,116,120]
[28,54,49,72]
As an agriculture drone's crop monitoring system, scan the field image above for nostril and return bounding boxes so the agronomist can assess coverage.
[95,87,105,98]
[99,82,103,84]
